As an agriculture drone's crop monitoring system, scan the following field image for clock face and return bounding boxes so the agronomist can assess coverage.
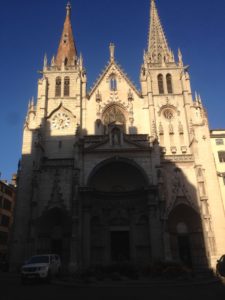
[51,112,71,130]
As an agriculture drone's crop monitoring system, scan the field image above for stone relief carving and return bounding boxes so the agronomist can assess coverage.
[159,122,164,135]
[169,123,174,135]
[46,170,65,210]
[165,168,198,217]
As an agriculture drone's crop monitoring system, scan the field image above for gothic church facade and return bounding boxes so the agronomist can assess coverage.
[11,1,225,271]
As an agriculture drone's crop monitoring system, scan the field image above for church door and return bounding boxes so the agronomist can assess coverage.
[110,231,130,262]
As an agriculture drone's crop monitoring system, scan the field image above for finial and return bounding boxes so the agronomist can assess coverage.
[195,91,198,101]
[109,43,115,62]
[43,53,47,69]
[178,48,183,67]
[66,2,71,17]
[79,53,83,70]
[51,55,55,66]
[28,99,31,111]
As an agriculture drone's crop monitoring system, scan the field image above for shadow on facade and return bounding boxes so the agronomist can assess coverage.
[10,120,214,278]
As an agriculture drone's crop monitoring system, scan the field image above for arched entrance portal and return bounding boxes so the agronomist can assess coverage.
[167,204,208,268]
[35,208,71,264]
[81,157,155,267]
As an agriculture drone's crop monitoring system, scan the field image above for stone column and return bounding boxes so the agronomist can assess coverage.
[148,193,163,261]
[83,206,91,268]
[69,215,79,272]
[162,226,173,262]
[130,210,136,263]
[69,170,81,273]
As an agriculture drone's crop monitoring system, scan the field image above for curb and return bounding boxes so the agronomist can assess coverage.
[52,277,220,288]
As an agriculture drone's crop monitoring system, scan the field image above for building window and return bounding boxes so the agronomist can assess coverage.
[0,231,8,245]
[64,77,70,96]
[218,151,225,163]
[3,199,12,211]
[166,74,173,94]
[110,75,117,91]
[103,105,125,127]
[55,77,61,97]
[216,139,224,145]
[5,188,13,197]
[1,215,10,227]
[158,74,164,94]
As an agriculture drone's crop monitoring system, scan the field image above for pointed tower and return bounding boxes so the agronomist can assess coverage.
[147,0,174,65]
[140,0,225,270]
[55,2,77,67]
[34,3,86,129]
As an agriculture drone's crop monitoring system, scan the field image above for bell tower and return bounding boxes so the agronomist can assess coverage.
[140,0,225,268]
[140,0,192,155]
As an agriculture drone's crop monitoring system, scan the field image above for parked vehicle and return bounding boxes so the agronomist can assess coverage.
[216,255,225,277]
[21,254,61,283]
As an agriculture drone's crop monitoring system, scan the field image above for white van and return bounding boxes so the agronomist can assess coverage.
[21,254,61,283]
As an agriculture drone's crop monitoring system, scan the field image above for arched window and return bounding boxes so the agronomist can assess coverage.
[55,77,61,97]
[64,76,70,97]
[158,74,164,94]
[166,74,173,94]
[103,105,125,127]
[110,74,117,91]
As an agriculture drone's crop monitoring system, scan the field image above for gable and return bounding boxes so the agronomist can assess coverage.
[89,61,140,99]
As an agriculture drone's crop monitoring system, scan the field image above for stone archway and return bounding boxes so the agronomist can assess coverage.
[167,204,208,268]
[82,157,154,267]
[35,208,71,264]
[87,157,149,192]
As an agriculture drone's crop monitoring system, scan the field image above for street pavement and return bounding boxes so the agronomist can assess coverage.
[1,272,225,300]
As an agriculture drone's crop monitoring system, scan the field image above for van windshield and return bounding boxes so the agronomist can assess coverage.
[27,256,50,264]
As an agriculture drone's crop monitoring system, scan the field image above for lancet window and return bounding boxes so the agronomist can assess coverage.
[55,77,62,97]
[166,74,173,94]
[110,74,117,91]
[64,76,70,97]
[158,74,164,94]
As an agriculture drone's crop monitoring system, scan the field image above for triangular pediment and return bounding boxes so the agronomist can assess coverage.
[88,61,140,98]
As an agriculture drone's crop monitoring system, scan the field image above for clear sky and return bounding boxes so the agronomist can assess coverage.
[1,0,225,181]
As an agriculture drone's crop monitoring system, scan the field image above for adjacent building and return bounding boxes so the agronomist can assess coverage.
[10,0,225,271]
[0,178,16,261]
[210,130,225,212]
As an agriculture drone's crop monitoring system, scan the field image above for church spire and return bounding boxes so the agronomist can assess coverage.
[148,0,174,64]
[55,2,77,67]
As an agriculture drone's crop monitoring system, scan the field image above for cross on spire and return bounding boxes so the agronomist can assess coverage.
[66,2,71,17]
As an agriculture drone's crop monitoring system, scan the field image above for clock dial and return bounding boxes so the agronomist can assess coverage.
[51,112,71,130]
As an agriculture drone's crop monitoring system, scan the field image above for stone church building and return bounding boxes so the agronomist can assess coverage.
[11,1,225,271]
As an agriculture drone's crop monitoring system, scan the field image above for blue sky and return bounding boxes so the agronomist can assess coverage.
[0,0,225,181]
